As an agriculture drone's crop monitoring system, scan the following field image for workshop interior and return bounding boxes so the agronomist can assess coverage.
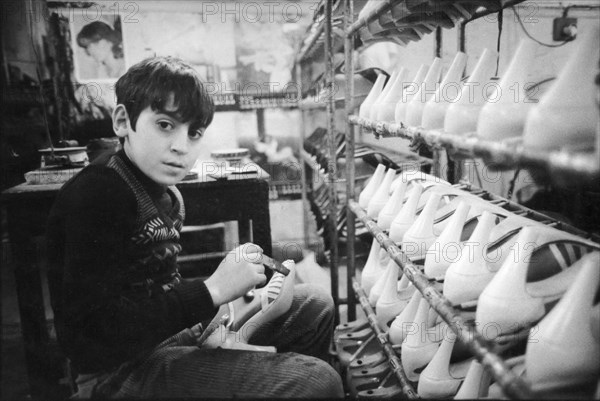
[1,0,600,399]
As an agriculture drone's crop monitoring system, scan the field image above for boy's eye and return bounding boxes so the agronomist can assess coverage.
[157,121,174,130]
[189,129,204,140]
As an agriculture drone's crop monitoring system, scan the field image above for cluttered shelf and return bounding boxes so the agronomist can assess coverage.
[350,115,600,188]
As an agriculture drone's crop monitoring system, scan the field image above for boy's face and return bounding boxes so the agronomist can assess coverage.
[115,94,205,186]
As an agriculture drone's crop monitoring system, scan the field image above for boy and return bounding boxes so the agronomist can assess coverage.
[47,56,343,398]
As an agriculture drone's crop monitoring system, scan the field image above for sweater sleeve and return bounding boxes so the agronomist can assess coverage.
[49,167,217,372]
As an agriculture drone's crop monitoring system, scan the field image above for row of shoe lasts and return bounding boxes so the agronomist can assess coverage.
[357,25,599,153]
[357,0,486,46]
[356,163,600,398]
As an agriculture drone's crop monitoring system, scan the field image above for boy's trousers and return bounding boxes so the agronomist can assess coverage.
[78,284,344,399]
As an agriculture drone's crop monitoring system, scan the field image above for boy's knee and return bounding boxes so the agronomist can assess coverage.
[298,356,344,398]
[296,284,335,314]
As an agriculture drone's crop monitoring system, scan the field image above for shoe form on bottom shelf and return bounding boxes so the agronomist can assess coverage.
[443,211,499,305]
[389,170,450,194]
[389,184,424,243]
[334,326,376,367]
[417,329,474,398]
[401,297,445,381]
[476,226,600,337]
[356,372,404,400]
[377,180,408,231]
[361,239,387,295]
[347,360,391,399]
[453,360,493,399]
[423,200,471,280]
[367,166,397,219]
[204,260,295,352]
[525,251,600,392]
[376,264,415,330]
[402,192,444,260]
[388,289,423,345]
[359,164,386,209]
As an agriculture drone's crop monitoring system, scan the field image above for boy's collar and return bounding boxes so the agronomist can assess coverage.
[116,149,168,197]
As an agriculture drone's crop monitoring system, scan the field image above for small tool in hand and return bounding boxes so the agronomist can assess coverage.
[261,254,290,276]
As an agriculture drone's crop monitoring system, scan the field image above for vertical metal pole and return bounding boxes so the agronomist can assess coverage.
[454,21,468,184]
[344,0,356,322]
[296,61,310,249]
[432,26,443,179]
[324,0,339,324]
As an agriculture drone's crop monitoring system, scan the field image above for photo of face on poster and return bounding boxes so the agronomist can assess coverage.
[71,13,126,81]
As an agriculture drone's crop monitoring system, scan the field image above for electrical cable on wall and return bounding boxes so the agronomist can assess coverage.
[496,9,503,76]
[512,5,570,48]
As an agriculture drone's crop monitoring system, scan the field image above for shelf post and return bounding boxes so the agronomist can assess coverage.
[344,0,356,322]
[324,0,340,324]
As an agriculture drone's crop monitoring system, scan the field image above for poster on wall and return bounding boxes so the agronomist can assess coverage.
[69,12,127,82]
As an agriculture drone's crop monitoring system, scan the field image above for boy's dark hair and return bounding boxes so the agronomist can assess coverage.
[115,56,215,132]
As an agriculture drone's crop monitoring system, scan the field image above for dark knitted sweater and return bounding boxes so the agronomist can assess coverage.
[46,150,217,374]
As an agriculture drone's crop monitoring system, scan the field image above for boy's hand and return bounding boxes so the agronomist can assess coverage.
[204,243,266,307]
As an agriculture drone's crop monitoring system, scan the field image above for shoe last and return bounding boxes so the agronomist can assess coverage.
[367,250,391,306]
[361,239,386,295]
[454,360,492,399]
[369,69,399,121]
[376,68,410,122]
[388,289,422,345]
[424,200,471,280]
[477,39,538,141]
[443,211,498,305]
[367,168,397,219]
[523,26,600,151]
[417,329,474,398]
[402,192,443,259]
[406,57,443,127]
[390,170,450,193]
[359,72,387,120]
[444,48,498,136]
[525,251,600,391]
[377,180,408,231]
[401,299,445,381]
[422,52,468,129]
[395,64,429,124]
[389,184,424,243]
[239,260,295,341]
[359,164,386,208]
[476,226,597,337]
[375,261,414,331]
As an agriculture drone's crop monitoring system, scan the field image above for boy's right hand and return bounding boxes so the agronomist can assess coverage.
[204,243,266,307]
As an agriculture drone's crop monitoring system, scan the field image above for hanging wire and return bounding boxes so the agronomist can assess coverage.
[27,0,55,154]
[511,5,570,47]
[496,9,503,76]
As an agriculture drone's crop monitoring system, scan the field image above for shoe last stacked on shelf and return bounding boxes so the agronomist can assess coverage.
[422,51,468,129]
[367,167,397,219]
[477,39,538,141]
[417,328,474,398]
[453,360,493,399]
[405,57,444,127]
[369,68,401,121]
[444,48,498,137]
[396,64,429,124]
[360,239,387,296]
[525,251,600,392]
[375,265,415,330]
[476,225,600,339]
[359,164,386,208]
[401,297,446,381]
[375,68,410,122]
[379,170,450,232]
[523,25,600,152]
[359,72,387,120]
